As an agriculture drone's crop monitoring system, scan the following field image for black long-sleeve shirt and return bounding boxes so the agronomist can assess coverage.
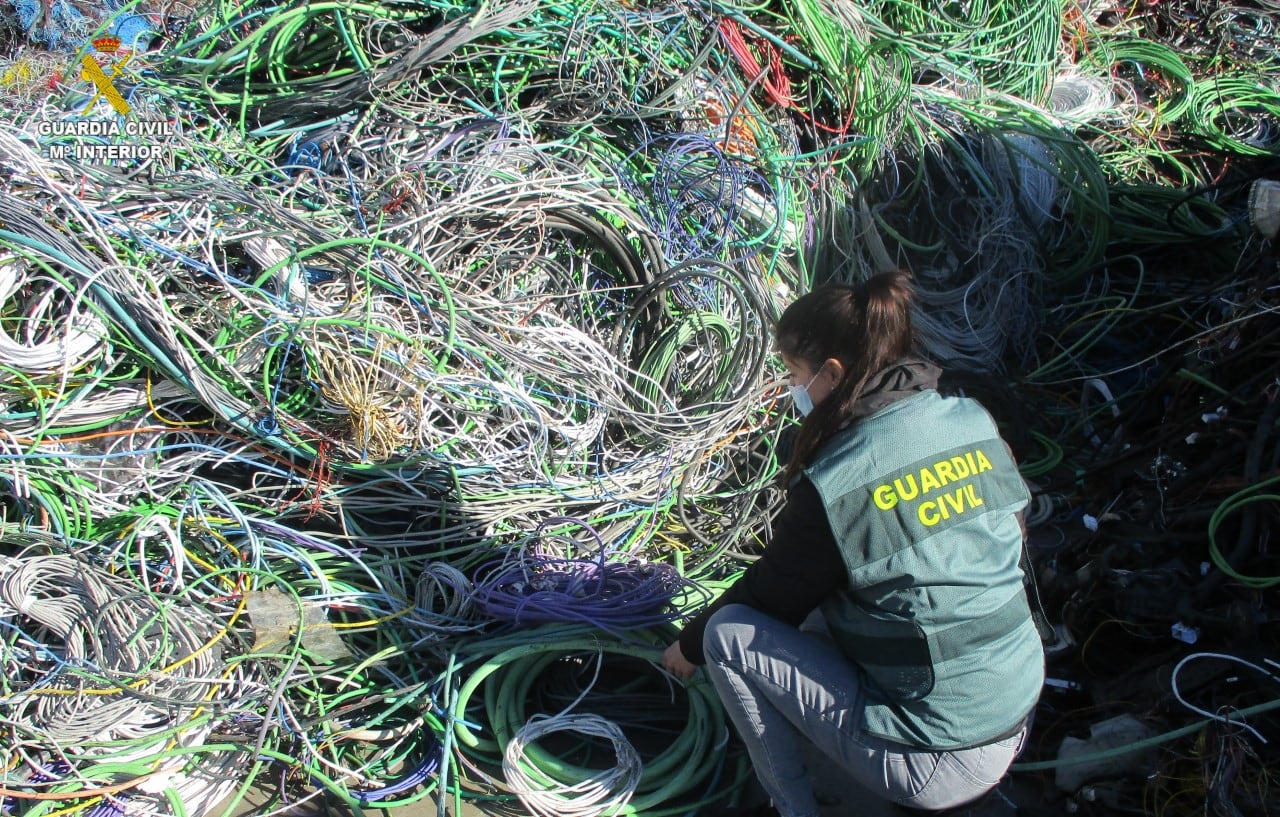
[678,476,848,664]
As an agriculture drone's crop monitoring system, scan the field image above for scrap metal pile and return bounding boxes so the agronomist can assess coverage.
[1,0,1277,815]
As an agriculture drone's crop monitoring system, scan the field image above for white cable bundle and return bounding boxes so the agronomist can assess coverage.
[503,710,643,817]
[0,553,228,746]
[0,254,107,375]
[1048,71,1118,124]
[2,378,189,438]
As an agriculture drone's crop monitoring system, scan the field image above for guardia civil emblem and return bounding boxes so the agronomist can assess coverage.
[80,35,132,115]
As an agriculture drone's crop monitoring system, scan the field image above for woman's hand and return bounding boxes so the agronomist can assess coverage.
[662,641,697,680]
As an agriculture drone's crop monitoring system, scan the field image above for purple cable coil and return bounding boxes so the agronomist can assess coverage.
[470,517,709,633]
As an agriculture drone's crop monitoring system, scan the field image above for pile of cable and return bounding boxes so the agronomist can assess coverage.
[2,0,1280,815]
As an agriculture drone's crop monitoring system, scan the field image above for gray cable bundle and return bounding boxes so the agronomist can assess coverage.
[0,553,229,746]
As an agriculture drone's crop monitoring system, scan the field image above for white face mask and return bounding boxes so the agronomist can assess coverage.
[788,368,823,417]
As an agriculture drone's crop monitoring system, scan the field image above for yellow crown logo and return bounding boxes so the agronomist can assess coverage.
[92,36,121,54]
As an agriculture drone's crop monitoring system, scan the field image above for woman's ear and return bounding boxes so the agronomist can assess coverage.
[822,358,844,387]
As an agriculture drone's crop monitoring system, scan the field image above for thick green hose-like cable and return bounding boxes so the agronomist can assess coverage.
[450,633,726,813]
[1012,696,1280,772]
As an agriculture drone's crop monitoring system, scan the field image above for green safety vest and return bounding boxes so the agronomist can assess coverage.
[805,390,1045,749]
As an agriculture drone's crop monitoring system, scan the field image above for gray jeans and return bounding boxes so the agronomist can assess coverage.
[703,604,1028,817]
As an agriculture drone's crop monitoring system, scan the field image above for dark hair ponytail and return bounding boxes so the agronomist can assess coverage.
[776,270,916,482]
